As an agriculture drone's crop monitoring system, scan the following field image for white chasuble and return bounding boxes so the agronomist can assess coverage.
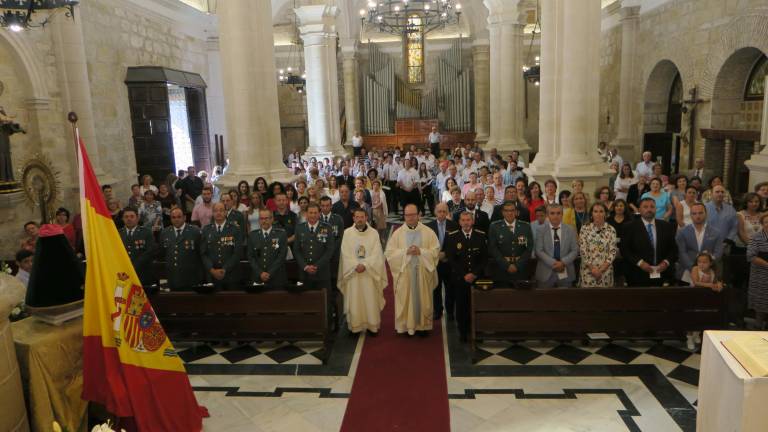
[385,222,439,333]
[338,224,387,333]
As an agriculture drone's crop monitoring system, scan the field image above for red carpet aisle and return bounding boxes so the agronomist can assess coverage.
[340,269,451,432]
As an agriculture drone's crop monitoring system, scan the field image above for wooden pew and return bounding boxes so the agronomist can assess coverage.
[150,288,331,362]
[470,285,727,351]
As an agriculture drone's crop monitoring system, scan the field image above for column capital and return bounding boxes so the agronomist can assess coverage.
[484,0,526,26]
[619,6,641,21]
[296,4,339,36]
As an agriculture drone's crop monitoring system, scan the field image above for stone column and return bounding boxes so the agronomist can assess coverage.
[745,75,768,189]
[610,6,641,159]
[483,0,530,158]
[472,41,491,144]
[341,39,360,150]
[215,0,288,187]
[52,17,111,183]
[723,138,733,188]
[529,0,611,191]
[296,4,346,159]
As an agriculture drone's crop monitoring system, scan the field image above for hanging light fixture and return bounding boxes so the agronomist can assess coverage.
[276,0,306,93]
[359,0,462,37]
[522,8,540,86]
[0,0,79,32]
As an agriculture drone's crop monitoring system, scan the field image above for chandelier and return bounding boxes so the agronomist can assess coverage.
[0,0,78,32]
[276,0,306,93]
[522,11,540,86]
[360,0,462,37]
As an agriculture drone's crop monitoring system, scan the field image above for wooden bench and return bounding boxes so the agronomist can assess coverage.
[150,288,331,362]
[470,285,727,351]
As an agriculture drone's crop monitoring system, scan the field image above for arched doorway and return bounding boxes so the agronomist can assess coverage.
[643,60,683,175]
[706,47,767,195]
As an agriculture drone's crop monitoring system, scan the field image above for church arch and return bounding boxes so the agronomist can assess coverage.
[0,31,49,101]
[643,60,682,134]
[710,47,766,130]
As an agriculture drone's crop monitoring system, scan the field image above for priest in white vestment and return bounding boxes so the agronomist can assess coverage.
[338,209,387,335]
[385,204,440,335]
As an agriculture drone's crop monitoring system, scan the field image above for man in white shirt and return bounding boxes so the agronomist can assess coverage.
[397,158,421,212]
[351,131,363,156]
[428,126,441,158]
[509,150,525,169]
[635,151,655,180]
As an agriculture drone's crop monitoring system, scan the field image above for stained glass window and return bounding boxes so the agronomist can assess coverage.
[745,55,767,100]
[406,15,424,84]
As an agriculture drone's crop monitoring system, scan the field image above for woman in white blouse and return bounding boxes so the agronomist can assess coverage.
[139,174,159,197]
[613,162,636,201]
[480,186,496,216]
[441,177,458,203]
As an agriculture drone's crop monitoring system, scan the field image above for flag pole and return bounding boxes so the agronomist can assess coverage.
[68,111,79,168]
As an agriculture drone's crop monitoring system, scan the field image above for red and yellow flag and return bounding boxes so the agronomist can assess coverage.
[78,137,207,430]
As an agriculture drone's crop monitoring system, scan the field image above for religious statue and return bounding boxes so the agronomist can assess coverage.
[0,106,26,192]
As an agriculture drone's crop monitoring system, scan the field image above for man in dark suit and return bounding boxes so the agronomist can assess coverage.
[444,211,488,342]
[175,165,203,215]
[454,192,489,233]
[336,166,355,190]
[248,209,288,290]
[200,202,243,290]
[120,207,157,287]
[620,197,678,286]
[426,202,458,320]
[490,185,530,222]
[158,207,202,290]
[293,203,336,291]
[332,185,360,228]
[488,201,534,285]
[687,158,712,186]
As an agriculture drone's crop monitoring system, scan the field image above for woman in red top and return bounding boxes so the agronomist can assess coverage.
[237,181,251,207]
[526,181,545,222]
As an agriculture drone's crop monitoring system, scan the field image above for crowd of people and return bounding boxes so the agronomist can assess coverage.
[13,141,768,348]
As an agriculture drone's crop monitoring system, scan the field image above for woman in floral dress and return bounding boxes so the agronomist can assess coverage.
[579,202,618,287]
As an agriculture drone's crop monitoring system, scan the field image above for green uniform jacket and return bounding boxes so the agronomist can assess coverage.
[487,219,534,282]
[320,212,345,278]
[248,227,288,289]
[226,209,247,240]
[444,229,488,282]
[274,210,298,239]
[200,221,243,286]
[119,225,157,287]
[158,224,203,289]
[293,221,336,282]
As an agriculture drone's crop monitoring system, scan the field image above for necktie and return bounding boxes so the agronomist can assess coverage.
[176,229,181,238]
[438,222,445,245]
[646,223,656,265]
[465,233,470,240]
[311,226,315,234]
[264,231,269,240]
[217,225,222,234]
[128,229,134,239]
[553,227,561,260]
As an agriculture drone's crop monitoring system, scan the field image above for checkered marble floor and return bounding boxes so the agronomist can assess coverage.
[177,341,326,366]
[473,339,701,407]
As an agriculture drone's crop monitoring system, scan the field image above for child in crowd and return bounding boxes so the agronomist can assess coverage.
[688,252,723,349]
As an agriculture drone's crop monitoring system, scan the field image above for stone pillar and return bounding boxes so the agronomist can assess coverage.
[529,0,611,191]
[52,17,111,183]
[610,6,641,159]
[215,0,288,187]
[296,4,346,159]
[484,0,530,158]
[472,41,491,144]
[341,39,360,150]
[745,75,768,189]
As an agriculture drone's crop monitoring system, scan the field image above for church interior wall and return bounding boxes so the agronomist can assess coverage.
[79,0,210,195]
[598,24,621,145]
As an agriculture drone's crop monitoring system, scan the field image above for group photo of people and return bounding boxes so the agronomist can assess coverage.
[15,140,768,350]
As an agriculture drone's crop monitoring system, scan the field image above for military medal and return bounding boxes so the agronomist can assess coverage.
[272,238,279,249]
[457,242,462,250]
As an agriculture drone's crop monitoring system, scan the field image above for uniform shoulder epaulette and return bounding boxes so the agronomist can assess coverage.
[517,220,531,225]
[475,229,485,234]
[448,230,460,235]
[272,226,286,232]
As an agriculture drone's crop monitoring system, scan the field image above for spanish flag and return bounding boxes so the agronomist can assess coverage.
[78,137,207,430]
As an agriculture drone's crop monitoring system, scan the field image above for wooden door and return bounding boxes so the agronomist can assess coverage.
[185,87,212,173]
[127,83,174,185]
[643,132,674,176]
